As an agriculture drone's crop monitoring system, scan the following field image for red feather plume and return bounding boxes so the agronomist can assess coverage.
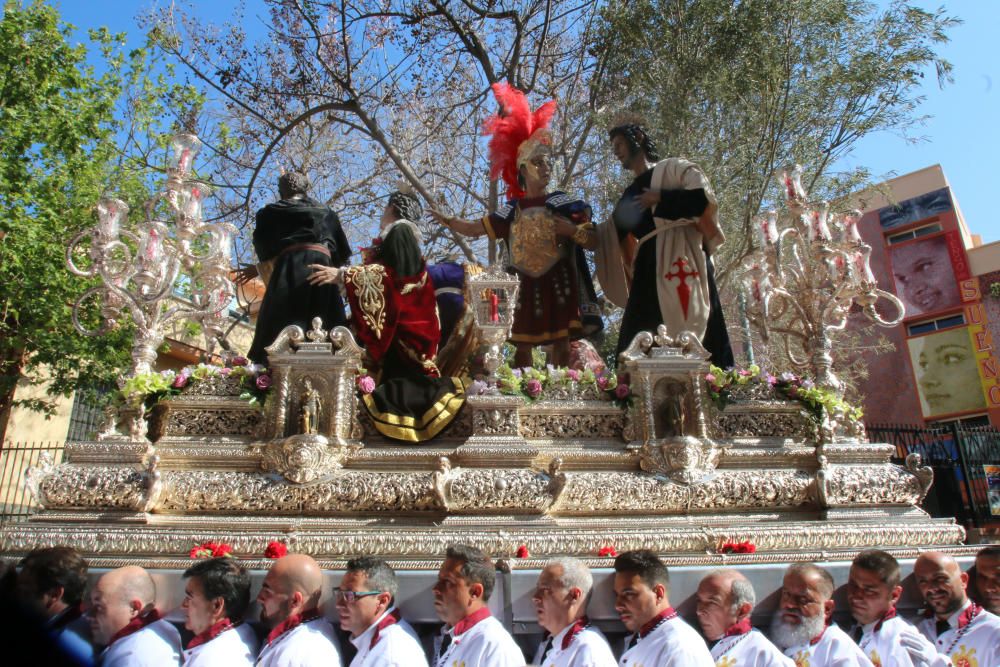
[483,83,557,199]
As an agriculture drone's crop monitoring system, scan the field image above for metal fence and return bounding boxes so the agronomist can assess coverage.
[867,422,1000,528]
[0,441,64,526]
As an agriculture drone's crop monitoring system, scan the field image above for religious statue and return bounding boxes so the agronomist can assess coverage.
[598,122,734,368]
[308,187,465,442]
[298,378,321,435]
[430,83,602,369]
[236,171,352,365]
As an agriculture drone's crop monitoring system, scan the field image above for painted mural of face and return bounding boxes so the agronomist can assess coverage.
[911,328,987,417]
[890,236,960,316]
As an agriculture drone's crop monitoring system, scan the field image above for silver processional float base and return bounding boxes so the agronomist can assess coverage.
[0,324,975,633]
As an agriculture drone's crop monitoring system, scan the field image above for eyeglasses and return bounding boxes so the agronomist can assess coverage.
[332,587,382,603]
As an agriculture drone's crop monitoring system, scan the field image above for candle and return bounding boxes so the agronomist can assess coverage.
[811,201,831,241]
[489,292,499,322]
[97,198,128,241]
[764,210,779,244]
[843,211,862,243]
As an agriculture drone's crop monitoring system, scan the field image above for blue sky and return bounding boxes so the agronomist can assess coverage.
[51,0,999,245]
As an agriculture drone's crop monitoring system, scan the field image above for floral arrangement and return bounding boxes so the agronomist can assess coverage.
[515,544,530,559]
[119,356,271,412]
[704,365,862,423]
[190,541,234,559]
[718,540,756,554]
[264,541,288,559]
[483,363,632,406]
[598,545,618,558]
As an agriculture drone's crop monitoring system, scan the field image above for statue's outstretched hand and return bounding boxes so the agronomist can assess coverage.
[307,264,341,286]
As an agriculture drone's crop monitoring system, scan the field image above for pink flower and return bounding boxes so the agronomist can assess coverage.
[264,541,288,559]
[705,373,717,384]
[567,369,581,382]
[515,545,529,558]
[172,374,189,389]
[357,375,376,394]
[596,375,610,390]
[615,383,630,399]
[525,379,542,398]
[219,367,232,376]
[255,374,272,390]
[230,356,248,367]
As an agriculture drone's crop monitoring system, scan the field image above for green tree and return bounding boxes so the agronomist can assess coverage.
[0,1,183,440]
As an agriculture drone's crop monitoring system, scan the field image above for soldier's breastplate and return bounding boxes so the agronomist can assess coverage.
[508,205,562,278]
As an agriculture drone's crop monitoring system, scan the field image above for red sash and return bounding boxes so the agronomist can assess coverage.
[107,608,162,647]
[266,607,323,646]
[187,618,235,650]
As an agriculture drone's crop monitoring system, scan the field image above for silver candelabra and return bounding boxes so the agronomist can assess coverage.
[67,133,236,376]
[740,164,905,394]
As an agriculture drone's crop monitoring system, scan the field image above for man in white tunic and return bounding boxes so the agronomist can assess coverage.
[694,569,792,667]
[432,544,524,667]
[973,545,1000,616]
[845,550,938,667]
[914,551,1000,667]
[612,549,713,666]
[180,557,259,666]
[770,563,873,667]
[89,565,182,667]
[255,553,342,667]
[531,557,616,667]
[335,556,427,667]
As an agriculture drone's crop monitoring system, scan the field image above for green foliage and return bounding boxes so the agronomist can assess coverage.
[0,1,200,431]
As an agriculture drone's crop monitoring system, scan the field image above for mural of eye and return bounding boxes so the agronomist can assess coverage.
[878,187,953,229]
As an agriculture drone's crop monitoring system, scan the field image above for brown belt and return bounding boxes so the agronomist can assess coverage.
[278,243,331,259]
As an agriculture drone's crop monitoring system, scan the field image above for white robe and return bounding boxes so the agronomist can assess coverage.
[780,623,874,667]
[183,623,259,667]
[916,601,1000,667]
[349,608,428,667]
[99,618,183,667]
[532,623,617,667]
[854,614,936,667]
[434,615,524,667]
[619,615,714,667]
[255,617,342,667]
[710,628,794,667]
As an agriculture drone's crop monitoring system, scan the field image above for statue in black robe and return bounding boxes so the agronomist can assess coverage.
[243,172,351,364]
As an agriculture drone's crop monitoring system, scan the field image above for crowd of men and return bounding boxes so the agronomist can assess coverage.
[4,543,999,666]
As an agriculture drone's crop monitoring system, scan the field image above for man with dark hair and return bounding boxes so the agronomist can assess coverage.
[15,546,94,664]
[335,557,426,667]
[695,569,792,666]
[612,549,712,666]
[601,122,733,367]
[914,551,1000,666]
[432,544,523,667]
[973,545,1000,615]
[771,562,872,666]
[847,550,937,666]
[90,565,182,666]
[180,557,259,666]
[241,170,352,364]
[255,553,342,666]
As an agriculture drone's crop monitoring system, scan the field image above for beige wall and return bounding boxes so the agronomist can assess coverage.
[3,371,74,445]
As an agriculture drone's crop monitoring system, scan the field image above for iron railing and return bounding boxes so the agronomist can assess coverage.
[0,441,63,526]
[867,422,1000,528]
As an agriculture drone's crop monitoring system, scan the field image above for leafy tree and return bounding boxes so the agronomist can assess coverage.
[591,0,957,377]
[0,1,192,440]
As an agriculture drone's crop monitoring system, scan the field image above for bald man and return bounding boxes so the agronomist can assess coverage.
[695,570,792,666]
[771,563,873,666]
[255,553,342,667]
[89,565,182,666]
[914,551,1000,666]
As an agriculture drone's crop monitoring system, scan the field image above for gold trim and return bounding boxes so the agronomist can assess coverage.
[482,215,496,242]
[344,265,388,339]
[364,383,466,442]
